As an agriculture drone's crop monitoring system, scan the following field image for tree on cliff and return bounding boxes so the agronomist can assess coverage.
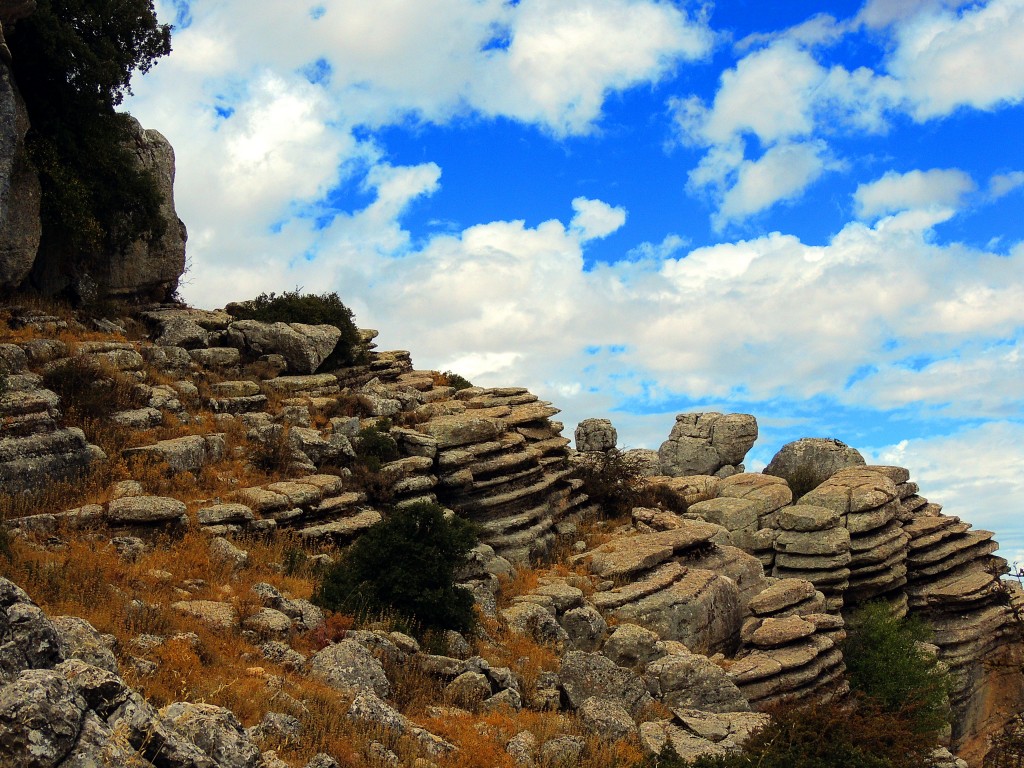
[7,0,171,257]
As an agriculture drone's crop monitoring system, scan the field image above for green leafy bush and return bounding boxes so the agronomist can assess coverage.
[9,0,171,256]
[312,500,479,637]
[843,601,951,739]
[684,697,931,768]
[440,370,473,390]
[227,290,362,367]
[572,448,652,519]
[355,422,400,471]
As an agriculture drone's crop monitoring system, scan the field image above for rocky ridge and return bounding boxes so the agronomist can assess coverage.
[0,302,1019,767]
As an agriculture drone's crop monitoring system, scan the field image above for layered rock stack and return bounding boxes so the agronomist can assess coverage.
[798,466,911,614]
[729,578,848,709]
[772,505,850,612]
[902,489,1014,743]
[574,522,746,655]
[0,344,105,489]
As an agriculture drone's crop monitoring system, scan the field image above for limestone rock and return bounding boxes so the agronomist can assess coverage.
[763,438,865,497]
[160,701,262,768]
[578,696,637,740]
[575,418,617,452]
[50,617,117,674]
[226,320,342,374]
[646,649,750,713]
[308,639,390,698]
[558,650,653,716]
[0,56,40,292]
[0,668,86,768]
[658,413,757,477]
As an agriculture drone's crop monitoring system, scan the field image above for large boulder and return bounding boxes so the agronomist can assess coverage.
[226,320,342,374]
[658,413,757,477]
[28,116,186,302]
[0,29,41,293]
[762,438,866,497]
[575,418,617,453]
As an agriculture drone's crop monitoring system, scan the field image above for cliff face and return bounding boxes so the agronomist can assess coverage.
[0,0,40,290]
[0,2,186,301]
[0,304,1021,767]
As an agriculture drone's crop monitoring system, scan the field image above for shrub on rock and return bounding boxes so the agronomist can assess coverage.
[312,500,479,637]
[226,290,361,367]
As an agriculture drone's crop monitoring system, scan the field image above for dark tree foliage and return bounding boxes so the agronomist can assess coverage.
[843,601,952,740]
[571,448,654,519]
[312,501,479,637]
[8,0,171,254]
[227,291,363,368]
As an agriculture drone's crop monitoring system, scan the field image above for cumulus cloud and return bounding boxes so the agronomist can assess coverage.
[853,168,977,219]
[989,171,1024,200]
[569,197,627,241]
[674,40,898,225]
[882,0,1024,120]
[867,421,1024,559]
[714,141,831,228]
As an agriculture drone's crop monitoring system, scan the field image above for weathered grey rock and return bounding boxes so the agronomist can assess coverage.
[602,623,664,669]
[763,438,865,496]
[444,671,491,710]
[209,537,249,570]
[540,735,585,767]
[106,495,187,525]
[346,691,454,757]
[0,668,86,768]
[558,650,653,716]
[578,696,637,740]
[0,56,40,292]
[160,701,261,768]
[417,414,505,448]
[777,505,841,532]
[226,320,341,375]
[50,617,117,674]
[155,317,208,349]
[246,711,301,748]
[646,650,749,713]
[561,606,607,652]
[122,434,225,475]
[500,602,569,648]
[623,448,662,476]
[506,730,537,766]
[28,118,185,301]
[1,578,64,683]
[308,639,390,697]
[574,523,723,579]
[575,418,617,452]
[658,413,757,477]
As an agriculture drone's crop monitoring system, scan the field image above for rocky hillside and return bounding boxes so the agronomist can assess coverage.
[0,300,1021,768]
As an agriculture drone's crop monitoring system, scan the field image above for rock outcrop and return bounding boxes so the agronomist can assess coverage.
[28,116,187,302]
[658,412,757,478]
[0,0,40,293]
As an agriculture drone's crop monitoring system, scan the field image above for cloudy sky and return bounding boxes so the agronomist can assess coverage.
[125,0,1024,563]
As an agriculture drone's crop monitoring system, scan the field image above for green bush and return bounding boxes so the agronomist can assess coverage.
[227,290,362,367]
[572,448,652,519]
[312,500,479,637]
[440,370,473,391]
[683,697,931,768]
[355,422,400,471]
[843,602,952,740]
[10,0,171,256]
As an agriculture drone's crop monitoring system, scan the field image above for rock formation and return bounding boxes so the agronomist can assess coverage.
[658,412,757,478]
[0,2,187,301]
[0,304,1020,767]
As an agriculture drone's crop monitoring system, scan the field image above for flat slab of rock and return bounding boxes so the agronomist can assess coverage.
[573,522,723,579]
[107,496,187,525]
[417,414,505,448]
[171,600,238,630]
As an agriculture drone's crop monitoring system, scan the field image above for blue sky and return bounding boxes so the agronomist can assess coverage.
[125,0,1024,563]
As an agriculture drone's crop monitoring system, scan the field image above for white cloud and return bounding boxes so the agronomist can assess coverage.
[569,197,627,241]
[866,422,1024,560]
[675,40,898,225]
[989,171,1024,200]
[853,168,977,219]
[714,141,830,228]
[883,0,1024,119]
